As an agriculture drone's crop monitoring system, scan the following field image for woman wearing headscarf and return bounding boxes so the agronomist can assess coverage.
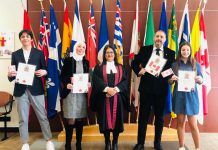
[60,41,89,150]
[90,45,130,150]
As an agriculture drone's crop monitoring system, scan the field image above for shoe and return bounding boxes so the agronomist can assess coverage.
[105,141,111,150]
[154,141,163,150]
[76,142,82,150]
[133,144,144,150]
[179,147,185,150]
[21,144,30,150]
[112,143,118,150]
[46,141,55,150]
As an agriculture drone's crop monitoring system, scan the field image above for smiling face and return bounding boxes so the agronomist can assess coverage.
[20,32,32,47]
[180,44,191,61]
[105,47,115,62]
[154,30,166,48]
[75,43,86,56]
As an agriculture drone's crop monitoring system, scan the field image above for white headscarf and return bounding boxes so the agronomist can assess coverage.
[71,41,86,61]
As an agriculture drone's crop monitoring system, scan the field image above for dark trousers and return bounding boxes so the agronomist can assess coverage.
[65,121,83,150]
[137,93,166,145]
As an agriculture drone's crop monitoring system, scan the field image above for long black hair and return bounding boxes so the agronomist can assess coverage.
[102,45,118,65]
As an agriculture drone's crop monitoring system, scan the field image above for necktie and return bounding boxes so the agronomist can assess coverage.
[156,49,160,56]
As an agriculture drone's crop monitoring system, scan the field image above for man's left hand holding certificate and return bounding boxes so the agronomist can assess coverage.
[15,63,36,85]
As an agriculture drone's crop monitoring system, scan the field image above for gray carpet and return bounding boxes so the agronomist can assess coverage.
[30,140,189,150]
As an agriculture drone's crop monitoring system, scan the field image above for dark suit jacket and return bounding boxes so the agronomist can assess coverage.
[8,48,47,97]
[131,45,175,95]
[60,57,89,99]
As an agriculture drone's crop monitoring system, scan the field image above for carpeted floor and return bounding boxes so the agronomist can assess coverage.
[30,140,188,150]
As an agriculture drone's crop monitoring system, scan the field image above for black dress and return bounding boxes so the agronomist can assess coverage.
[90,64,130,133]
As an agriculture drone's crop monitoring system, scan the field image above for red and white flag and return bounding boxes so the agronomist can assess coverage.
[195,4,211,124]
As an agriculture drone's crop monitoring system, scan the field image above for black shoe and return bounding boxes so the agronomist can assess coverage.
[65,143,72,150]
[133,144,144,150]
[105,141,111,150]
[76,142,82,150]
[154,141,163,150]
[112,143,118,150]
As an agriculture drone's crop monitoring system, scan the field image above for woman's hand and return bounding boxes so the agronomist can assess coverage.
[67,83,73,90]
[107,87,117,97]
[35,69,47,77]
[195,76,203,84]
[168,74,178,84]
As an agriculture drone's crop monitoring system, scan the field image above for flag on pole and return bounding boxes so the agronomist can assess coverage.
[178,0,190,44]
[168,2,178,55]
[38,8,50,64]
[71,0,85,51]
[47,3,62,118]
[87,0,98,69]
[158,0,172,115]
[143,0,155,46]
[113,0,123,64]
[98,0,109,63]
[196,2,211,124]
[191,7,200,57]
[23,9,35,47]
[61,0,72,59]
[159,0,168,47]
[129,0,140,108]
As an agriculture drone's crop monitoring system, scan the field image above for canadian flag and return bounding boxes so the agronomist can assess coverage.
[195,7,211,124]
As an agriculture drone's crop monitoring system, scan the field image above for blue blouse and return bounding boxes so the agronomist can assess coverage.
[172,61,203,115]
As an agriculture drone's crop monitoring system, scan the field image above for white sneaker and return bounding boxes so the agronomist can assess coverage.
[46,141,55,150]
[179,147,185,150]
[21,144,30,150]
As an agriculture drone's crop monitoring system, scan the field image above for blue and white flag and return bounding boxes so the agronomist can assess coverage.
[159,0,168,47]
[98,0,109,63]
[71,0,85,51]
[47,4,61,118]
[178,1,190,44]
[113,0,123,64]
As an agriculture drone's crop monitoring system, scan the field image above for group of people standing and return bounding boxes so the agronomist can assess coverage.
[8,29,203,150]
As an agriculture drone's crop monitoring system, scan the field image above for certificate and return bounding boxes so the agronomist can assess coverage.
[72,73,89,93]
[145,54,167,76]
[15,63,36,86]
[178,70,195,92]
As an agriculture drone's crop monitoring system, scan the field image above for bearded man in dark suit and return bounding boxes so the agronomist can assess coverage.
[131,30,175,150]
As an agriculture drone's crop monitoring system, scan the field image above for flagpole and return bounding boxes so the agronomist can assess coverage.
[20,0,37,47]
[49,0,52,5]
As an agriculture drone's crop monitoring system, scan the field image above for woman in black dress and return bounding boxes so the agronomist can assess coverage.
[90,45,130,150]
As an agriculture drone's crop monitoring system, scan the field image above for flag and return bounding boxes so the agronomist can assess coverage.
[191,7,200,57]
[38,8,50,64]
[159,0,168,47]
[158,0,172,114]
[143,0,155,46]
[196,3,211,124]
[87,0,98,69]
[129,0,140,108]
[113,0,123,64]
[168,3,178,55]
[71,0,85,51]
[61,1,72,59]
[23,9,35,47]
[178,0,190,44]
[47,3,62,118]
[98,0,109,63]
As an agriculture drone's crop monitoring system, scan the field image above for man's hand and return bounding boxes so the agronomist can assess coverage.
[138,68,146,76]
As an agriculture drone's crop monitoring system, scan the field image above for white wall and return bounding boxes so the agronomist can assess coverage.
[0,0,27,127]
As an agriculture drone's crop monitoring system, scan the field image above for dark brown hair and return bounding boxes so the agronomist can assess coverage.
[19,29,33,39]
[175,41,196,74]
[102,45,118,65]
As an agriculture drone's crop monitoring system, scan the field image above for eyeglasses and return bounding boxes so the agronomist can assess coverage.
[106,52,114,54]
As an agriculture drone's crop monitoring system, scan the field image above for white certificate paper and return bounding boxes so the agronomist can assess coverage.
[72,73,89,93]
[178,70,195,92]
[145,54,167,76]
[15,63,36,86]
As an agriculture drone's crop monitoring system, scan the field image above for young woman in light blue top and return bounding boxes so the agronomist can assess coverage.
[169,42,203,150]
